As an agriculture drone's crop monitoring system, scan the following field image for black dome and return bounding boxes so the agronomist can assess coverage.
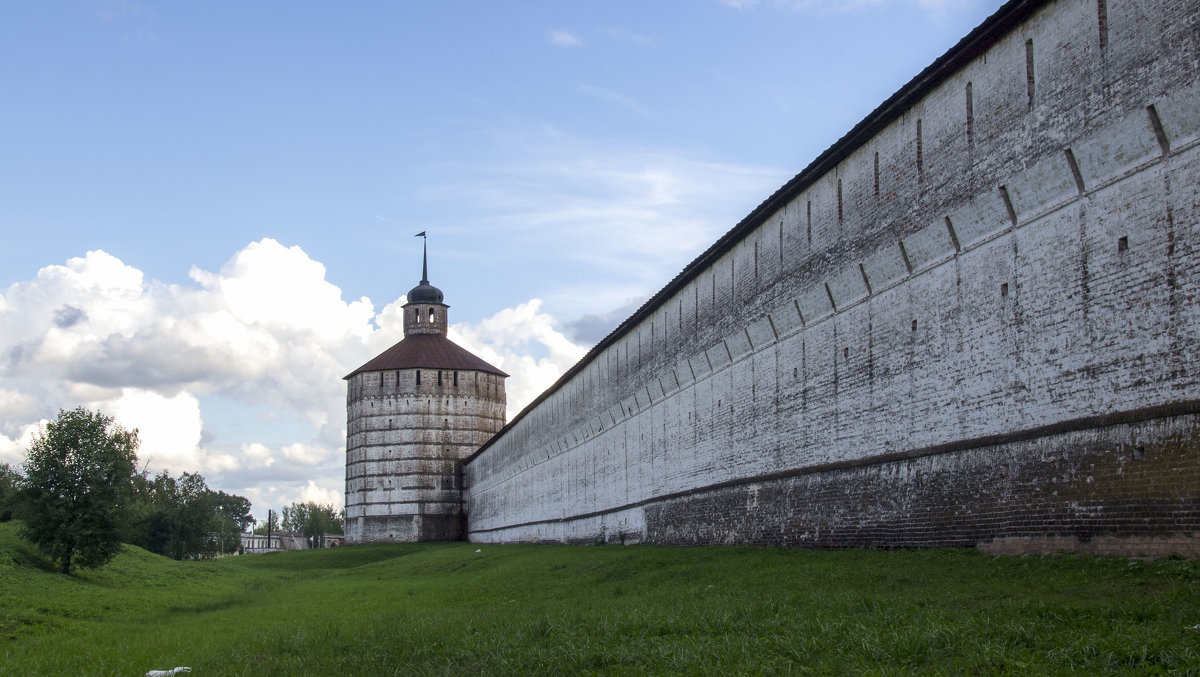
[407,281,444,304]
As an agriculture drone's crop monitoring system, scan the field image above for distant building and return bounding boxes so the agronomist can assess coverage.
[240,532,280,553]
[343,243,507,542]
[240,532,344,552]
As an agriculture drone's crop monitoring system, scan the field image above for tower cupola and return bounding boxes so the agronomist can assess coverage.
[403,235,449,336]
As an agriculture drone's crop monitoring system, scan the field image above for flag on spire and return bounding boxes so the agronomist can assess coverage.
[418,233,429,283]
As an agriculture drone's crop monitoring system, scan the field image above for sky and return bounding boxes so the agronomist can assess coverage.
[0,0,1003,522]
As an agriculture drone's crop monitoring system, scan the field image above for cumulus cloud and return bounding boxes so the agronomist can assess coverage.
[450,299,588,417]
[98,388,239,473]
[297,480,342,507]
[239,442,276,469]
[0,240,595,517]
[0,420,43,467]
[549,30,583,47]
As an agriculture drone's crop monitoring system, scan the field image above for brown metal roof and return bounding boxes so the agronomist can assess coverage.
[344,334,508,379]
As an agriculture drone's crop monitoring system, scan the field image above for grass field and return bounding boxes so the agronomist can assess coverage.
[1,522,1198,675]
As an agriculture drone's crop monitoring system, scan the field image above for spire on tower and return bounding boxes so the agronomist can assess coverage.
[415,231,428,283]
[405,232,445,307]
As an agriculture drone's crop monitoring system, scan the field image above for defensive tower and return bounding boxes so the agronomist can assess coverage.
[344,240,507,542]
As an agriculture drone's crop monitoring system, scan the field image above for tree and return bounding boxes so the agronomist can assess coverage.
[282,501,343,547]
[127,470,254,559]
[19,407,138,572]
[212,489,255,554]
[0,463,21,522]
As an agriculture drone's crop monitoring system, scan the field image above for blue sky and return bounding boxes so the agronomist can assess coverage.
[0,0,1001,519]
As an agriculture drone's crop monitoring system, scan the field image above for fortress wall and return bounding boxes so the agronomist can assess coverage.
[464,0,1200,553]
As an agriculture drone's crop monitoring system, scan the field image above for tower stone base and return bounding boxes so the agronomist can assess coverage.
[346,513,466,543]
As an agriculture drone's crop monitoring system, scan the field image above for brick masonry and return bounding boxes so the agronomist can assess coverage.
[462,0,1200,556]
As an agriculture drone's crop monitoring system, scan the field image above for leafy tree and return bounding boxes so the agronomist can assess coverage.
[149,471,215,559]
[0,463,21,522]
[19,407,138,572]
[212,489,254,553]
[127,470,253,559]
[282,501,343,547]
[213,491,255,532]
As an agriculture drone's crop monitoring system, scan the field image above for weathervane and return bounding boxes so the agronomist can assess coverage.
[415,231,428,283]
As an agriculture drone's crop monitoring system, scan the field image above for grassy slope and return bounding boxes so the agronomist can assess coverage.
[1,521,1198,675]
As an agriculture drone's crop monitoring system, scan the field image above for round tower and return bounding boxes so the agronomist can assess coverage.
[343,241,507,542]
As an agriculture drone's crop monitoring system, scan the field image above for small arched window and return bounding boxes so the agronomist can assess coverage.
[416,370,422,386]
[428,307,436,322]
[414,308,421,323]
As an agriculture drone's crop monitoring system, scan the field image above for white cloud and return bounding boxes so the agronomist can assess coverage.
[97,388,226,472]
[0,420,44,467]
[0,389,39,419]
[0,240,594,519]
[297,480,341,508]
[549,30,583,47]
[279,442,331,466]
[451,299,589,418]
[240,442,276,469]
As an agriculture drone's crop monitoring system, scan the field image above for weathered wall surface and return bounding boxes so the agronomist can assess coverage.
[344,368,505,542]
[464,0,1200,555]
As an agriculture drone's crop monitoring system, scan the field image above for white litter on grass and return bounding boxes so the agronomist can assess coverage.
[476,549,481,553]
[146,668,192,677]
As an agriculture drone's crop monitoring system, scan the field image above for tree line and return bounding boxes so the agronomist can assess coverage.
[251,501,344,549]
[0,407,341,572]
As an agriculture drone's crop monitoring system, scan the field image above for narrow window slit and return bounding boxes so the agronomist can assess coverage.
[1025,38,1036,109]
[837,178,844,222]
[806,200,812,244]
[966,82,974,143]
[1097,0,1108,50]
[916,119,924,178]
[873,152,880,197]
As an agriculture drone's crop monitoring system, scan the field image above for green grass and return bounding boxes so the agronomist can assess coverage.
[1,521,1198,675]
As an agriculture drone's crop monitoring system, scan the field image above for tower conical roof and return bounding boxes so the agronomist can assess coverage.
[344,334,507,379]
